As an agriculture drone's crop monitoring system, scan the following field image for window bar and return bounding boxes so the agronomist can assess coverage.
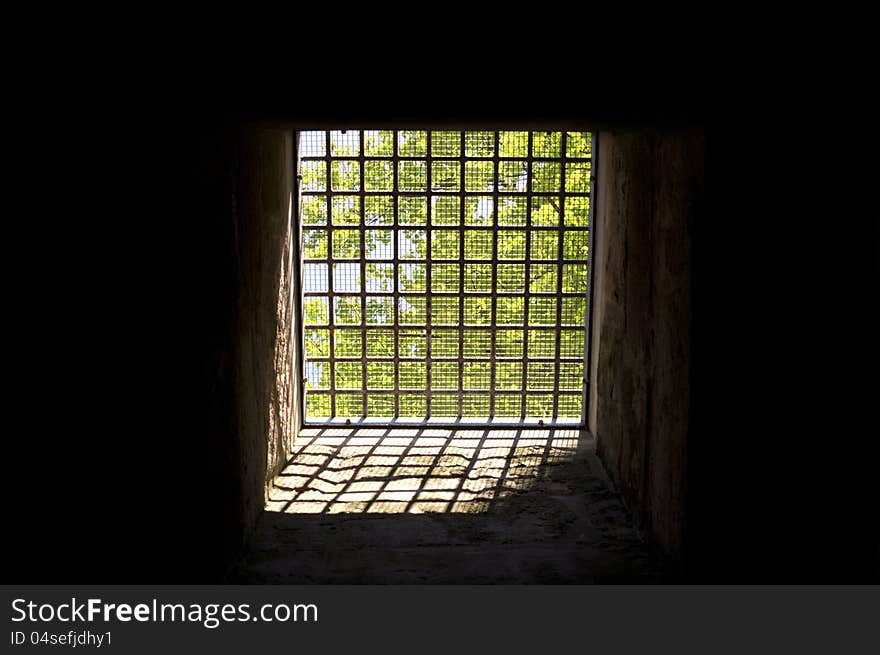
[551,132,567,420]
[325,130,337,420]
[299,129,592,426]
[489,130,500,421]
[356,131,369,420]
[392,130,401,421]
[293,132,307,428]
[582,132,597,427]
[520,131,533,421]
[425,131,433,423]
[457,130,466,421]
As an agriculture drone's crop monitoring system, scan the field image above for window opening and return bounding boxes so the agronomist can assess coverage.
[297,130,593,425]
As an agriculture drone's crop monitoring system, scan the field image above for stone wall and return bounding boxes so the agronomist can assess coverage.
[589,128,704,571]
[227,128,297,562]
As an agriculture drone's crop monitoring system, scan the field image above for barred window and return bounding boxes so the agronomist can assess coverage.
[298,130,592,425]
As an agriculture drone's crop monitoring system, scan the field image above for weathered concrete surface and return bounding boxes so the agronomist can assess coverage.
[589,129,704,572]
[227,128,297,565]
[229,429,665,583]
[189,126,297,576]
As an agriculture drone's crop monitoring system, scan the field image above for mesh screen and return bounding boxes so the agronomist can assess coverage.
[299,130,592,424]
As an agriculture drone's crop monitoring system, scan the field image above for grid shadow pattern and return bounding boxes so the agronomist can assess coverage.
[267,427,583,515]
[299,130,592,424]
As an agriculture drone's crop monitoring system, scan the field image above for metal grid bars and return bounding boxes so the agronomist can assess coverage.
[298,130,593,425]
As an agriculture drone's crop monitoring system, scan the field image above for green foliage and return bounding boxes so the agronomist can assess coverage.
[364,130,394,156]
[303,297,329,325]
[561,297,586,325]
[399,330,426,358]
[496,329,523,358]
[306,393,330,418]
[367,395,395,417]
[497,264,525,292]
[465,161,494,191]
[301,195,327,225]
[559,329,585,357]
[566,162,591,193]
[432,161,460,191]
[365,160,393,191]
[462,396,490,416]
[563,231,589,260]
[331,161,359,191]
[494,394,521,416]
[399,395,426,416]
[366,329,394,357]
[300,130,593,421]
[562,264,589,292]
[498,160,528,191]
[305,329,329,357]
[432,196,459,225]
[399,264,426,292]
[498,197,527,225]
[431,230,459,259]
[527,362,556,390]
[564,197,589,226]
[365,263,393,292]
[365,196,394,225]
[398,161,426,190]
[529,297,556,324]
[399,297,426,325]
[366,296,394,324]
[495,362,523,389]
[431,264,459,292]
[464,297,491,325]
[498,131,528,157]
[399,197,427,225]
[531,196,560,225]
[530,231,558,260]
[497,297,524,325]
[566,132,591,157]
[528,329,556,358]
[337,394,363,416]
[464,230,492,259]
[559,362,584,390]
[332,229,360,259]
[432,362,458,389]
[301,161,325,191]
[464,264,491,292]
[465,131,494,157]
[334,296,361,325]
[335,329,361,357]
[398,130,427,156]
[303,229,327,259]
[431,131,459,157]
[533,131,561,157]
[335,362,361,389]
[530,264,557,292]
[531,162,560,192]
[526,394,554,417]
[332,196,360,225]
[367,362,394,389]
[432,296,459,324]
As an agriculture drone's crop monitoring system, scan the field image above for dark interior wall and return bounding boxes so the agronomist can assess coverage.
[7,119,297,583]
[144,124,296,580]
[164,124,297,579]
[228,128,297,552]
[685,128,880,583]
[590,125,878,583]
[589,128,704,571]
[14,104,875,584]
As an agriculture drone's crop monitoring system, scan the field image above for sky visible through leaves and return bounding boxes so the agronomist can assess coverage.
[299,130,591,423]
